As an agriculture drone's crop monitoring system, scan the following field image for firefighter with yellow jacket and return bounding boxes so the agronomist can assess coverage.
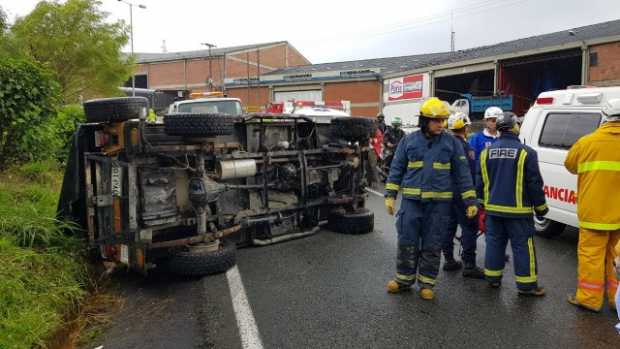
[565,98,620,312]
[384,98,478,300]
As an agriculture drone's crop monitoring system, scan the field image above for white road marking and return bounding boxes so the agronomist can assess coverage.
[226,266,264,349]
[365,187,384,198]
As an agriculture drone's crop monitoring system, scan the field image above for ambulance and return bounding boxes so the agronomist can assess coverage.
[519,86,620,237]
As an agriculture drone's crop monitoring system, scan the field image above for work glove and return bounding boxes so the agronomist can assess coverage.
[535,206,549,220]
[466,205,478,219]
[385,197,396,216]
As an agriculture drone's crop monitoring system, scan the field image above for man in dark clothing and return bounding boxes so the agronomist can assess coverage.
[477,112,548,296]
[383,117,405,168]
[442,112,485,279]
[376,113,387,134]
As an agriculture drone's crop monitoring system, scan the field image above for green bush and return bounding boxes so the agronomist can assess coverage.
[0,58,60,169]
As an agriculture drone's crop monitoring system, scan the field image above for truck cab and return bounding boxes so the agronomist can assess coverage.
[168,94,243,116]
[519,86,620,237]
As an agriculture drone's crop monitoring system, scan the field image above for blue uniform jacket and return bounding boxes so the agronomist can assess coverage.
[385,130,476,206]
[469,129,498,162]
[476,133,548,218]
[453,135,476,208]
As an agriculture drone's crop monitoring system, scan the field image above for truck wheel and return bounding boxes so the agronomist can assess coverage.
[164,113,236,136]
[328,208,374,235]
[534,217,566,238]
[84,97,148,123]
[331,117,375,142]
[165,241,236,276]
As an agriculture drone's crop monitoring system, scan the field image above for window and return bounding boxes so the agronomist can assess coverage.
[538,112,601,149]
[178,101,242,115]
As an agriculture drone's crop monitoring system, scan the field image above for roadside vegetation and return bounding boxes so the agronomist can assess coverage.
[0,1,132,347]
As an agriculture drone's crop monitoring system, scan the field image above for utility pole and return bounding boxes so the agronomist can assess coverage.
[118,0,146,96]
[450,10,455,52]
[201,42,216,90]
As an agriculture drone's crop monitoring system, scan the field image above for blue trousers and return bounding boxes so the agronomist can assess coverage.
[484,215,539,290]
[442,200,479,266]
[395,199,451,288]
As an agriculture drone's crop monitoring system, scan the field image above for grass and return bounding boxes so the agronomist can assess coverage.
[0,161,87,349]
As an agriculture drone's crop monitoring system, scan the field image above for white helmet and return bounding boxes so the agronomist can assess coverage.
[602,98,620,122]
[447,112,471,130]
[484,106,503,119]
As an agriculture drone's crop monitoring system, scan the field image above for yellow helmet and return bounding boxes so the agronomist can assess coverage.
[420,97,450,119]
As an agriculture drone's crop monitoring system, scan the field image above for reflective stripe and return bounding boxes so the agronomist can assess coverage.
[485,204,533,214]
[402,187,421,196]
[480,149,490,205]
[578,279,605,291]
[386,183,400,191]
[396,273,415,281]
[578,161,620,173]
[579,221,620,230]
[484,268,503,277]
[417,274,436,285]
[459,156,466,161]
[421,191,453,199]
[515,275,537,283]
[527,237,537,283]
[535,203,548,212]
[515,150,527,208]
[461,190,476,200]
[408,161,423,169]
[432,162,451,170]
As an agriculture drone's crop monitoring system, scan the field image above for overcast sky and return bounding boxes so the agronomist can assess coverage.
[2,0,619,63]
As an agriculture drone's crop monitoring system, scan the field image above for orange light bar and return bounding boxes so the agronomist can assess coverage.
[190,91,224,99]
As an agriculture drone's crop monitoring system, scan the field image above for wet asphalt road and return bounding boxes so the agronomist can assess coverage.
[96,191,619,349]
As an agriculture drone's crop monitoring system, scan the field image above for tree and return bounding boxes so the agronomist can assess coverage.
[11,0,132,103]
[0,58,60,168]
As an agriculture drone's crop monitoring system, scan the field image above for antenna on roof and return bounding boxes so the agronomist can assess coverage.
[161,39,167,53]
[450,10,455,52]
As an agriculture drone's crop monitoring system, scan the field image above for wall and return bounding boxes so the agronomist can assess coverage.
[226,86,270,109]
[323,80,381,117]
[588,41,620,86]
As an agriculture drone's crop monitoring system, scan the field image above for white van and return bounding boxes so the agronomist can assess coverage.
[519,86,620,237]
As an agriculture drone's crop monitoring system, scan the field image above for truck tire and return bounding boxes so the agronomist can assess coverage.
[84,97,148,123]
[331,117,375,142]
[328,208,374,235]
[534,217,566,238]
[165,241,236,276]
[164,113,236,136]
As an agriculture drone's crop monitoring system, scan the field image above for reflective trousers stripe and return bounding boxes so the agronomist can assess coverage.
[484,268,503,277]
[578,161,620,173]
[417,274,436,285]
[396,273,415,281]
[579,221,620,230]
[578,279,605,291]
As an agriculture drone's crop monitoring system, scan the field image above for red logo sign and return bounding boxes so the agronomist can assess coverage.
[543,185,576,204]
[388,75,423,101]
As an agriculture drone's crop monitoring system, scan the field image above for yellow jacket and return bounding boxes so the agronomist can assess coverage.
[565,122,620,231]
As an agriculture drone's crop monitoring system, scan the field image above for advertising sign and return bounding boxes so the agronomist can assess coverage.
[388,74,424,101]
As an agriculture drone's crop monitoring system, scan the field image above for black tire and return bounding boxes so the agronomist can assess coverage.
[84,97,148,123]
[328,208,374,235]
[331,117,375,142]
[164,113,236,136]
[534,217,566,238]
[165,241,236,276]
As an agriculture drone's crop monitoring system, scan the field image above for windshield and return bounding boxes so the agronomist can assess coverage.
[178,100,242,115]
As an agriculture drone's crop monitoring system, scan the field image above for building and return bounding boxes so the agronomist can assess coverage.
[131,41,310,104]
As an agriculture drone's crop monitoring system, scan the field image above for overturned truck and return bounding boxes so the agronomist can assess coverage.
[58,97,375,276]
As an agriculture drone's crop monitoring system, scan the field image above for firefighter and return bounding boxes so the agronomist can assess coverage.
[565,98,620,312]
[442,112,485,278]
[385,98,478,300]
[469,106,502,162]
[477,112,548,296]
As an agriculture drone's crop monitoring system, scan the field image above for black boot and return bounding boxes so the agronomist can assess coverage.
[443,257,463,271]
[462,264,485,279]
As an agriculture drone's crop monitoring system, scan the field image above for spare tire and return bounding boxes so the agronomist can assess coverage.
[331,117,375,142]
[164,113,236,136]
[165,241,236,276]
[84,97,148,123]
[328,208,374,235]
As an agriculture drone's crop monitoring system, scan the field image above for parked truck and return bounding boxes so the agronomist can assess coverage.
[451,93,513,118]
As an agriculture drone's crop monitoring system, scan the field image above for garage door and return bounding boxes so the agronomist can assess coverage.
[274,90,322,102]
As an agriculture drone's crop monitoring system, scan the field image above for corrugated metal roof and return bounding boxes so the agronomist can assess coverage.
[265,19,620,76]
[134,41,288,63]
